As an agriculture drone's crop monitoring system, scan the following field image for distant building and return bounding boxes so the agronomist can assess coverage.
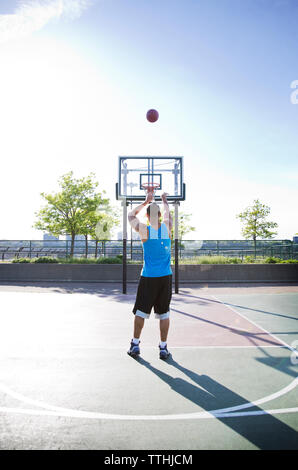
[117,231,140,241]
[66,234,85,241]
[65,234,85,247]
[43,233,59,241]
[131,232,140,241]
[293,236,298,244]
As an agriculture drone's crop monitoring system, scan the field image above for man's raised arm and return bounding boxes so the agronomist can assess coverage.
[128,192,153,233]
[161,192,173,236]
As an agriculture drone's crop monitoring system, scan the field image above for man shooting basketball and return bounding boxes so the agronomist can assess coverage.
[127,190,173,360]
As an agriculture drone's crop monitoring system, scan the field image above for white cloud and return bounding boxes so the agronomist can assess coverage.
[0,0,92,43]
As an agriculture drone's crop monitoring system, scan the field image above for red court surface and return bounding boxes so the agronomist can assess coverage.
[169,294,284,347]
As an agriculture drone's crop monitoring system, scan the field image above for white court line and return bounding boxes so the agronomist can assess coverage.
[0,406,297,421]
[0,375,297,421]
[167,345,287,349]
[0,345,287,353]
[211,295,298,353]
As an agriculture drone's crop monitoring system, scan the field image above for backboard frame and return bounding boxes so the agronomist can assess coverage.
[116,156,185,202]
[139,173,162,191]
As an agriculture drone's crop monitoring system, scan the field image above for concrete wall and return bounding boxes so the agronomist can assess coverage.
[177,264,298,282]
[0,263,297,282]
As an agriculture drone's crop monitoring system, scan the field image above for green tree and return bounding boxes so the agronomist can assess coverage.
[78,210,104,258]
[34,171,109,257]
[236,199,278,257]
[88,207,120,258]
[170,210,196,239]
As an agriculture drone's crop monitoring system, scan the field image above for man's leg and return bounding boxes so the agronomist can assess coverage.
[128,276,152,357]
[159,317,170,359]
[159,318,170,342]
[156,275,172,359]
[128,313,148,357]
[128,315,144,357]
[134,315,145,340]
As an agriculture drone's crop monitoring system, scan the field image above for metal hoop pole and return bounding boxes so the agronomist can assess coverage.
[174,201,179,294]
[122,199,127,294]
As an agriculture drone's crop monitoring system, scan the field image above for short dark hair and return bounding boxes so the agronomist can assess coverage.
[146,203,161,217]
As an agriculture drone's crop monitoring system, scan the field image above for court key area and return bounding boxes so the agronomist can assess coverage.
[0,282,297,450]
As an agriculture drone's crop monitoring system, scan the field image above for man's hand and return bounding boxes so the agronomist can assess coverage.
[161,192,169,203]
[145,191,154,204]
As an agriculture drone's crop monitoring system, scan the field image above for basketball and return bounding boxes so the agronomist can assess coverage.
[146,109,159,123]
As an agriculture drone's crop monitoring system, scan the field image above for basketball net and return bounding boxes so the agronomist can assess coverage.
[141,182,160,202]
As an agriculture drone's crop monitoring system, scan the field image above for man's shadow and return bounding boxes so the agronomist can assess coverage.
[136,355,298,450]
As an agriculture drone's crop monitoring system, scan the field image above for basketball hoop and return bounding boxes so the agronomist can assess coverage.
[141,182,160,201]
[117,156,185,295]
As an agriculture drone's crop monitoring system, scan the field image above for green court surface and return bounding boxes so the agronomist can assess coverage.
[0,282,297,450]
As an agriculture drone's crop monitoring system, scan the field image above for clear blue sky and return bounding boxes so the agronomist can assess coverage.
[0,0,297,240]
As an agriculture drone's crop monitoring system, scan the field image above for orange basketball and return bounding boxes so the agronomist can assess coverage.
[146,109,159,123]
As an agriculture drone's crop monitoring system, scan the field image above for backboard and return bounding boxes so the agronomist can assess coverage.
[116,156,185,202]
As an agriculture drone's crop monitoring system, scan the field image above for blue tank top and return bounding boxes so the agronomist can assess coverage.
[141,223,172,277]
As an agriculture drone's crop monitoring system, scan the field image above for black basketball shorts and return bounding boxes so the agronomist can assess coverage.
[132,275,172,319]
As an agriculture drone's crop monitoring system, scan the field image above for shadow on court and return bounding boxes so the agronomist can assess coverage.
[2,282,297,320]
[136,356,298,450]
[178,292,298,322]
[0,281,136,303]
[171,307,283,347]
[255,346,298,380]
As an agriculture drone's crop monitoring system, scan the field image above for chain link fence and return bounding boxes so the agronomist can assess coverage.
[0,239,297,261]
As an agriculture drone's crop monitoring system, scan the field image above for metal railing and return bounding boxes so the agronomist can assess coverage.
[0,239,297,261]
[178,240,298,261]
